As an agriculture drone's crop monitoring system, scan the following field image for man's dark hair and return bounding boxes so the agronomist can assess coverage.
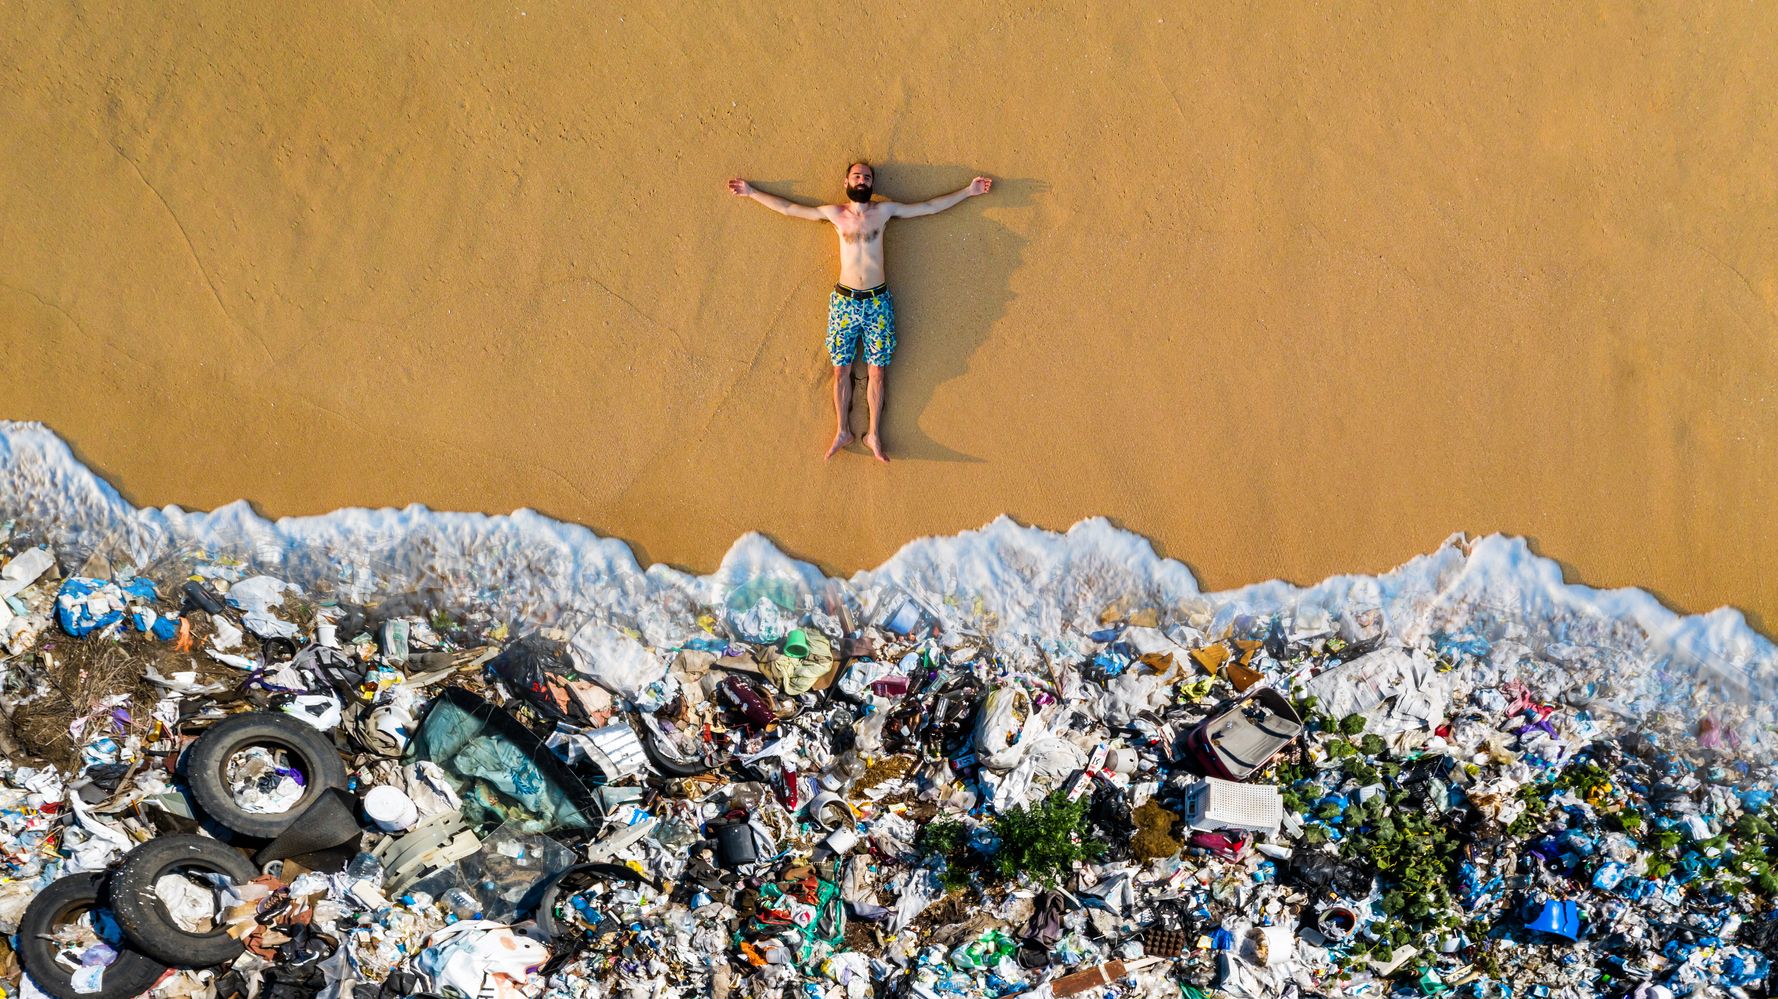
[846,160,873,177]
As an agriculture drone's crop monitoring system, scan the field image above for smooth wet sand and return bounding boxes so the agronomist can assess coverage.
[3,3,1775,630]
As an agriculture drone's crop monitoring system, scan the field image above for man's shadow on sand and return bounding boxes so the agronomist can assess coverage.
[847,164,1040,464]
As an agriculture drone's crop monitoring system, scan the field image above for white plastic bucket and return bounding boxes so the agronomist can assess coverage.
[363,785,419,832]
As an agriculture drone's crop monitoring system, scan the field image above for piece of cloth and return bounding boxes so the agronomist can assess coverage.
[826,285,896,366]
[765,630,834,695]
[227,746,306,813]
[154,875,218,933]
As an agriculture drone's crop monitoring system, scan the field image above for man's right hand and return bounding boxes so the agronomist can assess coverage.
[727,178,753,197]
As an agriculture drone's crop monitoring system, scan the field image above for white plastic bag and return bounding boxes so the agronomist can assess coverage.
[415,920,550,999]
[0,547,53,597]
[225,576,302,639]
[974,687,1044,771]
[568,622,668,701]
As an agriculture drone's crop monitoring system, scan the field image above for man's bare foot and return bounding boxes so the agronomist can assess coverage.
[863,433,889,463]
[825,430,855,459]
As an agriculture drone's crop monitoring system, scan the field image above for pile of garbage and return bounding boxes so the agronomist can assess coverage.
[0,525,1773,999]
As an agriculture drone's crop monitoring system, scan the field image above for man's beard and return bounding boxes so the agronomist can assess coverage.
[845,183,873,203]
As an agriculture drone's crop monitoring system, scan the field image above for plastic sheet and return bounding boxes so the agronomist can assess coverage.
[408,688,599,834]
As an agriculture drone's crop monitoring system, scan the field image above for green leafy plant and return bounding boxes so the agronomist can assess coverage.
[1555,760,1611,800]
[917,818,967,859]
[1717,807,1778,897]
[1345,758,1381,784]
[1294,694,1338,735]
[987,790,1106,888]
[915,818,974,890]
[1267,755,1310,786]
[1337,786,1466,935]
[1507,781,1549,837]
[1340,714,1369,736]
[1734,812,1774,840]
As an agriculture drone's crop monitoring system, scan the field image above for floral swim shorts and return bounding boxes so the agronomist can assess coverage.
[826,284,896,367]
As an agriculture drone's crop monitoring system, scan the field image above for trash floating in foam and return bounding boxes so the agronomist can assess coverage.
[1,420,1769,718]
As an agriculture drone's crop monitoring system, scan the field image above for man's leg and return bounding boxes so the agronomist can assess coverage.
[863,364,889,463]
[825,364,855,459]
[825,292,857,459]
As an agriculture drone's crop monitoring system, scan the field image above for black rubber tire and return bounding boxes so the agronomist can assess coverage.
[635,710,722,778]
[186,712,347,838]
[17,873,169,999]
[105,835,259,968]
[258,636,299,665]
[535,863,656,938]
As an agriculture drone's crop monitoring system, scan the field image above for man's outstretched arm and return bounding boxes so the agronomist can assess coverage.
[728,178,828,221]
[889,176,993,218]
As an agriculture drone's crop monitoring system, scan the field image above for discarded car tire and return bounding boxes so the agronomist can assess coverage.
[186,711,348,838]
[535,863,654,939]
[637,718,718,778]
[107,834,260,967]
[18,873,170,999]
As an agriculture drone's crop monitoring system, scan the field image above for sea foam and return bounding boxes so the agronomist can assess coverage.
[2,420,1772,742]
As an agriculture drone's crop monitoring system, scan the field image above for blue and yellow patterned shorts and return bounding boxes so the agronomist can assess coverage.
[826,285,896,367]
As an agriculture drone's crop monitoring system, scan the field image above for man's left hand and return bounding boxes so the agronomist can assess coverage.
[969,177,993,196]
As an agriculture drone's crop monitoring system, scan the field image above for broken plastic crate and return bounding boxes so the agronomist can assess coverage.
[1181,776,1284,836]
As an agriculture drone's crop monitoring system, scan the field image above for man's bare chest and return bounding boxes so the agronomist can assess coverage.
[835,211,885,246]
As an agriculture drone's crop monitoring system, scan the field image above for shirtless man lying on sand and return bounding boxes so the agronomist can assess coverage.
[728,162,992,462]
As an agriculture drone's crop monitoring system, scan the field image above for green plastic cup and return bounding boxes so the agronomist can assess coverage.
[784,628,811,658]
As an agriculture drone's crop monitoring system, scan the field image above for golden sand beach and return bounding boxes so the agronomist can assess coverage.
[2,3,1774,628]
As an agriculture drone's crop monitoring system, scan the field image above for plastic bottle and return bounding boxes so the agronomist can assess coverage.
[345,852,384,883]
[381,619,410,664]
[442,887,481,921]
[823,750,864,792]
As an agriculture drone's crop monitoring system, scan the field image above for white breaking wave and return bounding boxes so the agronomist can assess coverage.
[1,420,1772,744]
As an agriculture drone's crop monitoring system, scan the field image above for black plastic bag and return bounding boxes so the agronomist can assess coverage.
[487,634,611,724]
[1088,778,1134,862]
